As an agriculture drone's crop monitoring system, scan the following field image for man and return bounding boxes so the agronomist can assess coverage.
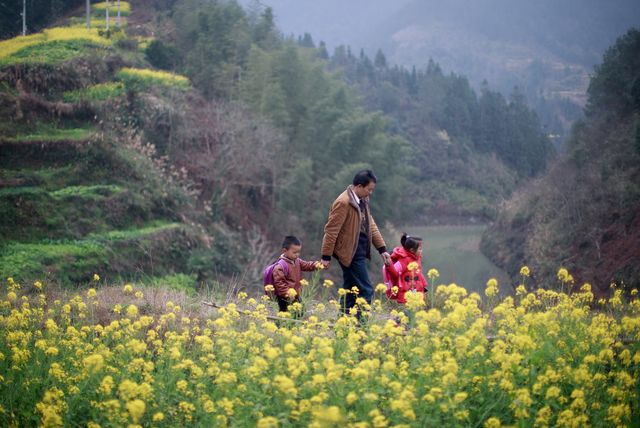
[321,169,391,316]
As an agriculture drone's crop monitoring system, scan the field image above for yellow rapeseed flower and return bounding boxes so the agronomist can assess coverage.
[484,417,501,428]
[126,399,145,423]
[93,273,100,281]
[257,416,279,428]
[126,305,138,318]
[519,266,530,277]
[427,268,440,279]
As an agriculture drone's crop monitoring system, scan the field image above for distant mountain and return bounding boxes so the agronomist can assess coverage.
[255,0,639,95]
[252,0,639,143]
[480,28,640,293]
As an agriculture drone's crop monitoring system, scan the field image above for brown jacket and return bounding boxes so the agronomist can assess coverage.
[321,185,386,267]
[273,256,318,299]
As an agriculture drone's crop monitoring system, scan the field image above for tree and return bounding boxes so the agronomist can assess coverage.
[374,48,387,69]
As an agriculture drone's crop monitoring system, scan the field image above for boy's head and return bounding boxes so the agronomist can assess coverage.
[282,235,302,260]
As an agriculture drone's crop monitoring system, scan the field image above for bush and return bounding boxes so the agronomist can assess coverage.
[145,40,179,70]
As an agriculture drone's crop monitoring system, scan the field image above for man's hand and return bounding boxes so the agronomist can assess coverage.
[381,252,392,266]
[321,259,331,268]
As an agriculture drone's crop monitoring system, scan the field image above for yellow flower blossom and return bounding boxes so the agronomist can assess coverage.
[427,268,440,279]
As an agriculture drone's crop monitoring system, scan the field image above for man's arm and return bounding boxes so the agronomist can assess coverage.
[320,199,348,261]
[369,214,390,264]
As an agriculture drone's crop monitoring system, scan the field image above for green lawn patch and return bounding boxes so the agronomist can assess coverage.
[88,222,182,241]
[399,225,511,295]
[6,125,94,142]
[116,67,191,90]
[137,273,198,295]
[63,82,126,102]
[0,39,107,67]
[50,184,123,199]
[0,222,187,284]
[0,165,76,189]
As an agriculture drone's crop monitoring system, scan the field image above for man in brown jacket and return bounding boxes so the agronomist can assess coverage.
[321,170,391,316]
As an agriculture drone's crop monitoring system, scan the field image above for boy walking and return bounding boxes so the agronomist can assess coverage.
[271,236,320,316]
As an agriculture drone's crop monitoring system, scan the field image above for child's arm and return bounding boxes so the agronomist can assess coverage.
[272,263,289,297]
[386,261,401,281]
[298,259,321,272]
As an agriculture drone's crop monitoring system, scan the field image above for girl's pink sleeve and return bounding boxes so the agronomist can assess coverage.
[387,261,402,281]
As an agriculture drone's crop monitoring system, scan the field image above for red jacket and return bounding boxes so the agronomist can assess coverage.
[385,246,428,304]
[272,256,318,299]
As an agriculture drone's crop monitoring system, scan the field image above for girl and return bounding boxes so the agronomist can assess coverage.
[384,233,428,304]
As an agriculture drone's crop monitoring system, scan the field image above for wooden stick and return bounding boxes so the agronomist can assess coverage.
[202,301,309,324]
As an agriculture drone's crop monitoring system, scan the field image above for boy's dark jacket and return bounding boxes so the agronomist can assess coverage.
[272,256,317,299]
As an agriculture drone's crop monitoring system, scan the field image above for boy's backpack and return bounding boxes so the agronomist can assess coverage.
[263,258,289,295]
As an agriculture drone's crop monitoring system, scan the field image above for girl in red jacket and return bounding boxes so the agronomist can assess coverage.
[384,233,428,304]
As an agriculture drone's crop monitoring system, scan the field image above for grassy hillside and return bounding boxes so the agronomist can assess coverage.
[481,29,640,294]
[0,4,213,286]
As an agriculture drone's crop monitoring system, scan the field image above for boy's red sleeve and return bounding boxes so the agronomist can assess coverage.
[272,264,288,297]
[298,259,319,272]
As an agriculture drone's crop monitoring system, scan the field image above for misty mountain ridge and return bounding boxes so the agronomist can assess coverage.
[255,0,639,131]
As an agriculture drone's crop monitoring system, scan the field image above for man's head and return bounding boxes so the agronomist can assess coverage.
[282,235,302,260]
[352,169,377,199]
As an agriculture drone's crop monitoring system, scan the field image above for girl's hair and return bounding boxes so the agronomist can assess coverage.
[400,233,422,252]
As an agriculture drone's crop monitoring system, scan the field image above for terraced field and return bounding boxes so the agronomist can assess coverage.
[0,2,199,285]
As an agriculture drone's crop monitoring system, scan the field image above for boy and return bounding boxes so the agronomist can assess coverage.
[272,236,320,316]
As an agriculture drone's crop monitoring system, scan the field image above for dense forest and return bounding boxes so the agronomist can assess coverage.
[481,28,640,293]
[145,0,552,228]
[0,0,586,290]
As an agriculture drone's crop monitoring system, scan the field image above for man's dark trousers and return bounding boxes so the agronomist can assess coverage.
[339,233,373,316]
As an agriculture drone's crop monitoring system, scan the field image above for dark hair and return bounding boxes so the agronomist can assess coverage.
[352,169,377,187]
[400,233,422,252]
[282,235,301,249]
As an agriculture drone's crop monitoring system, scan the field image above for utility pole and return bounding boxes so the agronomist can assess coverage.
[86,0,91,29]
[22,0,26,36]
[105,0,110,30]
